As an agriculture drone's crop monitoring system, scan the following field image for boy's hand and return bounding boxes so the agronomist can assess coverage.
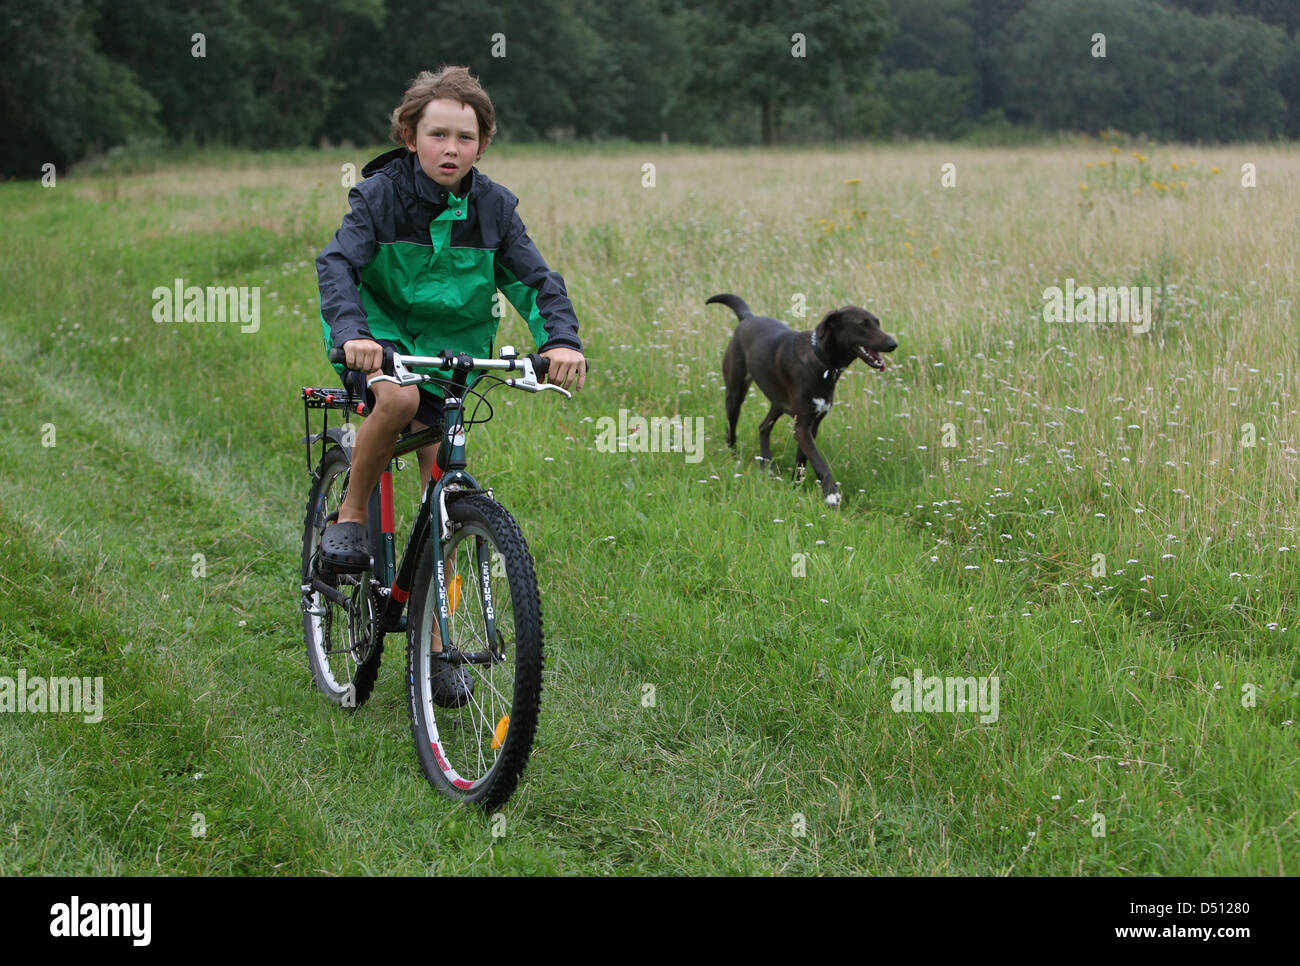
[342,338,384,373]
[540,347,586,392]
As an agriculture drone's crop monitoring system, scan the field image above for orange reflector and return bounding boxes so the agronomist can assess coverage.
[491,715,509,750]
[448,574,462,614]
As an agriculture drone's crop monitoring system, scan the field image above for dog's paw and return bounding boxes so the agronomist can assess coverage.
[824,491,841,507]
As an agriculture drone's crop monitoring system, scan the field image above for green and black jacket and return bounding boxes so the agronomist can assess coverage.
[317,148,581,388]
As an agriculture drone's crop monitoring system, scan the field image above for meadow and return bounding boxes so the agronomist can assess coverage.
[0,138,1296,874]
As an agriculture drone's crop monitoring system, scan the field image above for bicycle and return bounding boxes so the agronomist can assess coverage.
[298,345,571,810]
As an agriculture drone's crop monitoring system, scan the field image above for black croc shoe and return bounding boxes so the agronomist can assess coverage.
[430,659,474,708]
[320,521,371,573]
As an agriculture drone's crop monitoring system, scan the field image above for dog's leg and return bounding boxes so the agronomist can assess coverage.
[722,343,750,449]
[725,384,750,449]
[793,413,826,484]
[757,404,782,471]
[792,416,839,506]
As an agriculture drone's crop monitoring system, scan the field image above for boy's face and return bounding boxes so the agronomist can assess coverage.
[405,98,485,192]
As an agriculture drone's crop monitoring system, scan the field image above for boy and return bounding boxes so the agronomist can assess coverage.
[317,65,585,563]
[316,66,585,703]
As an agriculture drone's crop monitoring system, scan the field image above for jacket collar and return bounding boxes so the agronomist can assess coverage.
[412,152,475,206]
[361,147,477,207]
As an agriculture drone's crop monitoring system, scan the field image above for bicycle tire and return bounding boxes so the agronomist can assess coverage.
[406,493,543,810]
[301,445,383,708]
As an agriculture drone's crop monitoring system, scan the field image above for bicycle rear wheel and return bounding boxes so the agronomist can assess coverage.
[406,493,543,810]
[301,446,382,708]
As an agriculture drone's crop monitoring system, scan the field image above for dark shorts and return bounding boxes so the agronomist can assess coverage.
[340,339,446,437]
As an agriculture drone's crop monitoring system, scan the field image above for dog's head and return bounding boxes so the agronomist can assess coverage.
[817,306,898,370]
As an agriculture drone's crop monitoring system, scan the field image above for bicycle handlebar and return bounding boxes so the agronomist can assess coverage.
[327,345,577,397]
[327,345,552,374]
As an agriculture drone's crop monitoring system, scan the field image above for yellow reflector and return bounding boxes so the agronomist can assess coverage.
[448,574,462,614]
[491,715,509,750]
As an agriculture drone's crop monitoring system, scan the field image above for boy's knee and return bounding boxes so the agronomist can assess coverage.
[370,381,420,424]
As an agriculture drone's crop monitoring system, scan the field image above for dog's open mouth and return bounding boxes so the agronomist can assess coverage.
[857,346,886,370]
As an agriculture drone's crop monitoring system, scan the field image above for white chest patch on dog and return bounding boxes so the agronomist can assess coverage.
[812,397,831,414]
[825,492,841,506]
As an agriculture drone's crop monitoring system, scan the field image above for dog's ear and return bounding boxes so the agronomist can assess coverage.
[817,308,849,331]
[819,308,866,343]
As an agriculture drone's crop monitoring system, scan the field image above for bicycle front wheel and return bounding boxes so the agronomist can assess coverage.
[406,493,543,810]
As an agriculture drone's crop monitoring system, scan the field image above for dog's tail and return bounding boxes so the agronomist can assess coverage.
[705,293,753,322]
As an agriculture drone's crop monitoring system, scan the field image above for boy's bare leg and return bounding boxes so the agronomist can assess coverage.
[412,428,438,494]
[337,374,419,524]
[332,377,442,644]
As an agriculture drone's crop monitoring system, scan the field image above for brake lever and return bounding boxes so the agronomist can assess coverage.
[505,356,572,398]
[506,375,571,397]
[366,353,423,389]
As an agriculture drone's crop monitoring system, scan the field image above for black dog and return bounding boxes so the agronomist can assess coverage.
[708,293,897,506]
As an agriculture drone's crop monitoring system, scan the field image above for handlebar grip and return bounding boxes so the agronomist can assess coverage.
[328,346,394,375]
[527,354,591,378]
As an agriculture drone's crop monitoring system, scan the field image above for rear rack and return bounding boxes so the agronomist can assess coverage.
[301,386,362,412]
[301,386,365,473]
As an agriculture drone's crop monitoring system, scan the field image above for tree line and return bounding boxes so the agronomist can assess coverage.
[2,0,1297,177]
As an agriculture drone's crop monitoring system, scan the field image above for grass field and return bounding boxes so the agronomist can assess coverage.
[1,139,1296,875]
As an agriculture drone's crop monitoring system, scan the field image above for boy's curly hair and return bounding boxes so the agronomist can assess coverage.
[390,65,497,146]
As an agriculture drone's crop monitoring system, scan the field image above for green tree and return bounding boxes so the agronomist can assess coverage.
[998,0,1289,140]
[686,0,890,144]
[882,0,976,77]
[95,0,383,149]
[0,0,159,176]
[879,69,973,137]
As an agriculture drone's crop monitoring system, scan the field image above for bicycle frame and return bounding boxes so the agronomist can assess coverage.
[374,388,499,662]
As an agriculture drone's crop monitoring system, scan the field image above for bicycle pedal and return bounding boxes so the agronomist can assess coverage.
[318,554,372,576]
